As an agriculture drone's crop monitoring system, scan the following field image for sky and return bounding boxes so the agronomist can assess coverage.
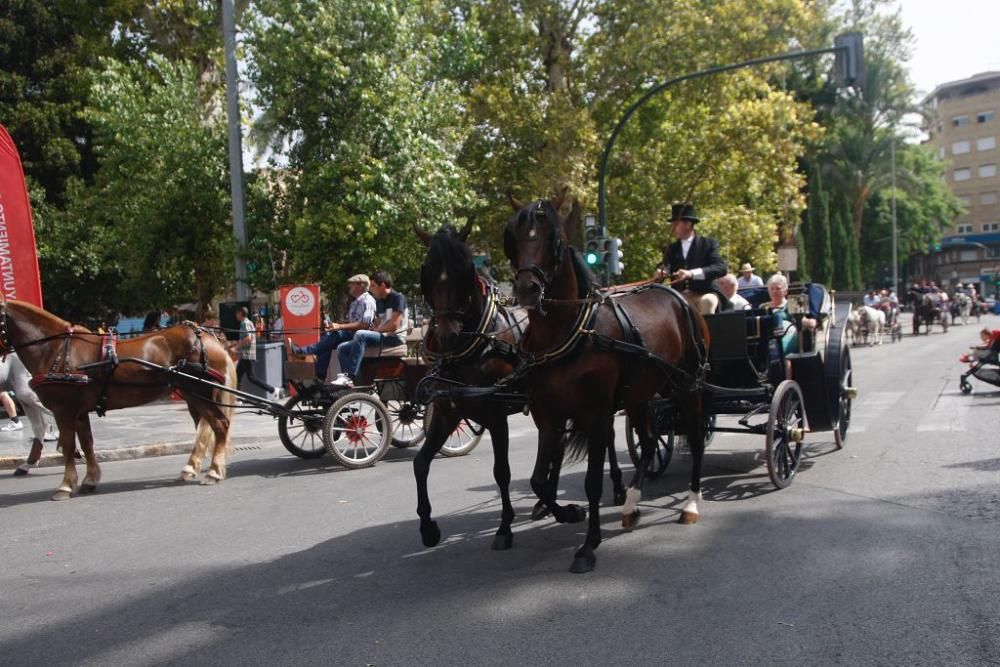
[898,0,1000,97]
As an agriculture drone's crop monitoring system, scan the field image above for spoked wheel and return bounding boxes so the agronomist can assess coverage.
[765,380,806,489]
[386,400,425,448]
[833,348,853,450]
[323,392,392,469]
[423,403,484,457]
[277,395,327,459]
[624,416,673,481]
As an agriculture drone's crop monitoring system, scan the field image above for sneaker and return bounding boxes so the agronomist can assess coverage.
[43,429,59,442]
[330,373,354,388]
[1,420,23,432]
[286,338,305,358]
[959,353,972,363]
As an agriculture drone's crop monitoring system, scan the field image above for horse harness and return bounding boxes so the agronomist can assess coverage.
[0,298,221,417]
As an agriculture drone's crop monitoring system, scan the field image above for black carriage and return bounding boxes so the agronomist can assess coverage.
[273,336,484,466]
[625,283,854,488]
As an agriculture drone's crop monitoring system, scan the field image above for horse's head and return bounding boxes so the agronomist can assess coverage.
[415,220,479,354]
[503,192,572,310]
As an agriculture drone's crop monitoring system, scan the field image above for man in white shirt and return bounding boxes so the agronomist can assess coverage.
[736,263,764,289]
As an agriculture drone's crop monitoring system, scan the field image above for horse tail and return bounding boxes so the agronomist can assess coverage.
[562,419,589,462]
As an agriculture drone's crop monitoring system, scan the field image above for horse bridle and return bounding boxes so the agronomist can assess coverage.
[508,201,565,297]
[424,274,499,364]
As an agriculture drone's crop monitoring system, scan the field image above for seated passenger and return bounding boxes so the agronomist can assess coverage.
[765,274,818,375]
[330,271,408,388]
[289,274,375,378]
[718,273,750,310]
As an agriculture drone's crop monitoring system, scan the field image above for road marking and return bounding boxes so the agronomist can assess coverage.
[848,390,905,433]
[916,388,971,432]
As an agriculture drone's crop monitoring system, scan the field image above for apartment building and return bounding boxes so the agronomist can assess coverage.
[921,71,1000,293]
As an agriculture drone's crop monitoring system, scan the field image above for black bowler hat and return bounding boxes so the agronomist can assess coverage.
[669,203,699,223]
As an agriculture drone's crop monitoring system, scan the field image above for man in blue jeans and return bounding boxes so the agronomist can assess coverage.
[289,274,376,378]
[331,271,407,387]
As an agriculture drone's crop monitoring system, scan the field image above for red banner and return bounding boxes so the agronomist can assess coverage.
[280,284,321,347]
[0,125,43,307]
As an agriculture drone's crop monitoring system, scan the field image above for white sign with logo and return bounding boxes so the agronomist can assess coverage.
[284,286,317,317]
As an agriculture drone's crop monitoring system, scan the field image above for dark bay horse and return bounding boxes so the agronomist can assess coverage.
[412,221,529,550]
[1,299,237,500]
[504,194,710,573]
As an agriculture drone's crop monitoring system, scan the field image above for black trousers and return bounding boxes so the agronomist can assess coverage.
[236,358,274,393]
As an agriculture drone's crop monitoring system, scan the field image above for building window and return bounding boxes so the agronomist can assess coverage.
[952,140,971,154]
[980,164,998,178]
[983,222,1000,232]
[957,195,972,206]
[978,111,997,123]
[954,167,972,181]
[957,223,974,234]
[954,115,971,127]
[939,146,946,159]
[982,192,999,205]
[978,136,997,151]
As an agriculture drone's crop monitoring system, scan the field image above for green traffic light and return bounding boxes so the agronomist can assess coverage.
[585,251,600,265]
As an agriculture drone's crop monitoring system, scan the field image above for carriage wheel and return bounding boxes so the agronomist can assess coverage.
[323,392,392,469]
[832,348,853,450]
[423,402,484,457]
[765,381,806,489]
[386,400,426,448]
[624,416,673,481]
[277,395,327,459]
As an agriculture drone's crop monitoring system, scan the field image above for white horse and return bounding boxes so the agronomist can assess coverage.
[1,352,60,476]
[957,292,972,326]
[856,305,885,345]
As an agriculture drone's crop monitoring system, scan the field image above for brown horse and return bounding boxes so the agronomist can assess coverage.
[1,299,237,500]
[504,194,710,573]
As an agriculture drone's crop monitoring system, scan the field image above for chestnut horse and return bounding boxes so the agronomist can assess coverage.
[1,299,237,500]
[504,194,710,573]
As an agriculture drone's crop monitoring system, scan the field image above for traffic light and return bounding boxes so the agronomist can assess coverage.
[584,226,603,267]
[934,242,942,252]
[605,237,624,276]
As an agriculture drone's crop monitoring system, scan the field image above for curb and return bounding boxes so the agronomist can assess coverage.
[0,442,194,470]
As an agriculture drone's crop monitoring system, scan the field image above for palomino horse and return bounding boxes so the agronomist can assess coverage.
[504,194,709,573]
[1,299,237,500]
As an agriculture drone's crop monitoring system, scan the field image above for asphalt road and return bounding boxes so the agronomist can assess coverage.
[2,314,999,666]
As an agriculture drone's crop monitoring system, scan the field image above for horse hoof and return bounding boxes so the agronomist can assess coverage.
[621,509,641,531]
[51,490,72,501]
[564,504,587,524]
[80,482,98,494]
[421,521,441,548]
[491,533,514,551]
[679,510,699,525]
[176,471,197,483]
[530,501,550,521]
[200,476,220,486]
[569,553,596,574]
[13,467,29,477]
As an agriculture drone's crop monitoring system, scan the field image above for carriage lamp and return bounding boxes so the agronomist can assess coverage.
[790,428,806,443]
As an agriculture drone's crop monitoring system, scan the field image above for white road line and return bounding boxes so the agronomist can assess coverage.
[848,390,905,434]
[916,390,971,432]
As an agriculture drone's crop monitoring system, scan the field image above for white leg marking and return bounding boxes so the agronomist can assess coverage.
[622,487,641,515]
[682,489,702,517]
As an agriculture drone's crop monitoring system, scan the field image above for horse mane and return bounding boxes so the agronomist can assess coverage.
[537,199,594,299]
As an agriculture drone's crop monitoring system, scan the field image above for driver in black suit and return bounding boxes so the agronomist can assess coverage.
[652,203,727,314]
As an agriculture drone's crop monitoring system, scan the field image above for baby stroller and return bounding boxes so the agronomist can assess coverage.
[959,334,1000,394]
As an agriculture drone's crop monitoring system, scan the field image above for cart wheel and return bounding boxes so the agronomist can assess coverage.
[960,379,973,394]
[765,380,806,489]
[424,403,483,457]
[624,416,673,481]
[277,395,327,459]
[833,347,853,450]
[323,392,392,469]
[386,400,425,448]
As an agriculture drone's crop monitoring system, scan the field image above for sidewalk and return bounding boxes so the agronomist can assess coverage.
[0,399,280,469]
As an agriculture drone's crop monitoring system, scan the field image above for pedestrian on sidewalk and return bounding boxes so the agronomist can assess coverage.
[1,352,59,476]
[230,306,278,399]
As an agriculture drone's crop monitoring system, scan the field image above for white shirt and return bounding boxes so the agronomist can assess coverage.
[678,236,705,280]
[729,293,751,310]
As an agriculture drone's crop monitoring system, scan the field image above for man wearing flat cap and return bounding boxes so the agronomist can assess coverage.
[289,274,376,378]
[653,203,727,314]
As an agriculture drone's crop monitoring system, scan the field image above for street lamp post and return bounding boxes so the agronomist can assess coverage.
[597,33,864,234]
[222,0,249,302]
[891,137,898,297]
